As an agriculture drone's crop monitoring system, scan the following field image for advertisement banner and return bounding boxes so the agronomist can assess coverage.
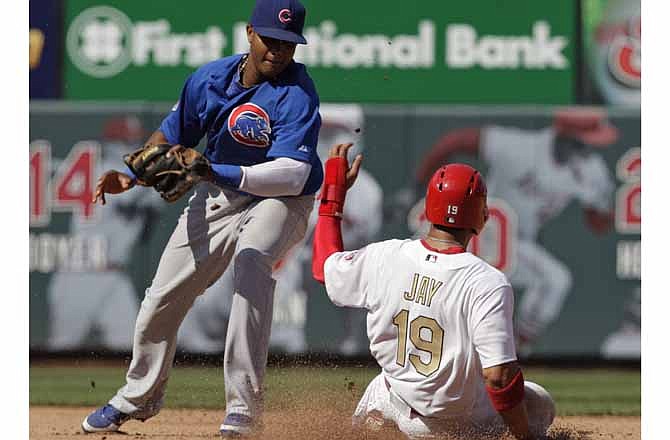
[63,0,577,103]
[29,104,639,359]
[582,0,640,107]
[29,108,173,350]
[30,0,63,99]
[390,107,641,359]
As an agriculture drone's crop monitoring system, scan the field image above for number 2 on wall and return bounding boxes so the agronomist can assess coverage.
[392,309,444,377]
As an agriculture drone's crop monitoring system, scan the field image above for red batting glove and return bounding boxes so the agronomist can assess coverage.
[318,157,348,217]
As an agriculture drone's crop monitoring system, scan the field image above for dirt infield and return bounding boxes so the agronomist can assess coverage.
[30,406,640,440]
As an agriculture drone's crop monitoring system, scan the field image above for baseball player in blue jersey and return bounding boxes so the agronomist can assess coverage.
[82,0,321,437]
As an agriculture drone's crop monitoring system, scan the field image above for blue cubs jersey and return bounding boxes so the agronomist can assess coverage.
[159,53,323,195]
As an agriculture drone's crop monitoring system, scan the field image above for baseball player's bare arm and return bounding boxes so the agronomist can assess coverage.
[483,361,533,440]
[312,143,362,282]
[93,130,176,205]
[144,130,170,147]
[415,127,481,184]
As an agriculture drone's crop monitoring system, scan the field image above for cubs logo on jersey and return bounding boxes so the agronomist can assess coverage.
[228,103,272,147]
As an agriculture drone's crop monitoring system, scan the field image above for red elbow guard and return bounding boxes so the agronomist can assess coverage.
[486,370,525,412]
[319,157,347,217]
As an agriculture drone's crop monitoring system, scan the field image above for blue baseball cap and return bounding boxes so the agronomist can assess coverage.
[249,0,307,45]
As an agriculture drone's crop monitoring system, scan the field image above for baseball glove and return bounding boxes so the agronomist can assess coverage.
[123,143,211,202]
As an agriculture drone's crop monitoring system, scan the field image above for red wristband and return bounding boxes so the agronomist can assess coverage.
[486,370,525,412]
[319,157,347,217]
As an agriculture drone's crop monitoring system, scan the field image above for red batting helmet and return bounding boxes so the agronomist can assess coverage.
[425,163,488,234]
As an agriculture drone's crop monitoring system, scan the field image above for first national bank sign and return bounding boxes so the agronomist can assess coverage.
[64,1,576,103]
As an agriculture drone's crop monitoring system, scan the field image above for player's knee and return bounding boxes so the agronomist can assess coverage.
[233,248,275,297]
[234,248,273,276]
[524,381,555,436]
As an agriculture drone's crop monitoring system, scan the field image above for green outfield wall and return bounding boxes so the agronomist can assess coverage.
[29,103,640,359]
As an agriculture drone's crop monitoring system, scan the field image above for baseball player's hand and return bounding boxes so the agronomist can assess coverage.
[93,170,135,205]
[328,143,363,189]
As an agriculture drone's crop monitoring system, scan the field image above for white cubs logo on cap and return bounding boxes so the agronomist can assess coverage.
[228,103,272,147]
[278,8,292,24]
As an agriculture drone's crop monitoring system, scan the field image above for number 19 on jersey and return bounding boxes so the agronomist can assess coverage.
[393,309,444,377]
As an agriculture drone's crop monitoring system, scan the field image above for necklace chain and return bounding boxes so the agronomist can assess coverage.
[238,54,250,88]
[424,235,463,247]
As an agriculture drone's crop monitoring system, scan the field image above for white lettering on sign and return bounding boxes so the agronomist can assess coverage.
[292,20,435,69]
[446,21,568,69]
[616,240,640,280]
[29,233,108,273]
[67,6,227,77]
[68,7,571,78]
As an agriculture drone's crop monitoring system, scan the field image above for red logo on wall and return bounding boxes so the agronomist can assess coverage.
[607,17,641,88]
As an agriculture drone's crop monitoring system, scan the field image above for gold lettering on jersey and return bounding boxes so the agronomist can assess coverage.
[403,274,420,301]
[415,276,430,305]
[403,273,443,307]
[426,279,443,307]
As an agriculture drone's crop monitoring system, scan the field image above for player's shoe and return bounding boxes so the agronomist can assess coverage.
[220,413,254,438]
[81,404,130,433]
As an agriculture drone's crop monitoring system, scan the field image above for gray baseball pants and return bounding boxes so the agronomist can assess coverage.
[109,182,314,420]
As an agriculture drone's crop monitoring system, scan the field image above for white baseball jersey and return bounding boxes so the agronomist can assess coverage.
[324,239,517,418]
[481,126,614,239]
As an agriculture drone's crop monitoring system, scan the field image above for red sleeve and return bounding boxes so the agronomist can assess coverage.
[583,206,613,234]
[311,157,348,284]
[415,127,481,184]
[312,216,344,283]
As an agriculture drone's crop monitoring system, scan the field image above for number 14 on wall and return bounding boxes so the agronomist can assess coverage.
[30,140,99,227]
